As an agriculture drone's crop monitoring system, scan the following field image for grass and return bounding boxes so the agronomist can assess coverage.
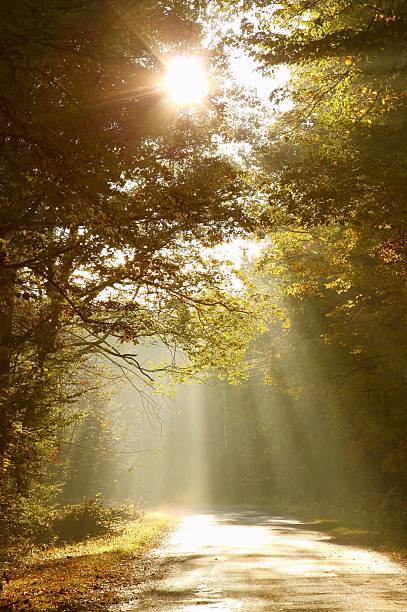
[284,511,407,560]
[299,518,382,544]
[0,512,175,611]
[217,501,407,562]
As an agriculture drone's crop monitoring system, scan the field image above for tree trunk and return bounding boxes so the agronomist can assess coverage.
[0,267,16,385]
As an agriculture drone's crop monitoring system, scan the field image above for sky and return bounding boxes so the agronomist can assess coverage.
[229,50,291,109]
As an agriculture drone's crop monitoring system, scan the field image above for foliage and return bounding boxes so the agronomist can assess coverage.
[201,0,407,526]
[242,226,407,528]
[231,2,407,243]
[0,480,57,558]
[50,498,135,543]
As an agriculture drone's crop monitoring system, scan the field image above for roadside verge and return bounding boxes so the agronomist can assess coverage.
[0,512,176,611]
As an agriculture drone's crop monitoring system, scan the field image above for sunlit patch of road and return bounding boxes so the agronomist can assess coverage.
[110,510,407,611]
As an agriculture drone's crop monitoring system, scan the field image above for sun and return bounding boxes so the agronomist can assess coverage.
[164,56,208,106]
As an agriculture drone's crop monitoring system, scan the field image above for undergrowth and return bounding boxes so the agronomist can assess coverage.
[0,512,174,611]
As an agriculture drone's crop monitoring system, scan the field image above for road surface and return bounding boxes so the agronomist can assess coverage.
[112,510,407,611]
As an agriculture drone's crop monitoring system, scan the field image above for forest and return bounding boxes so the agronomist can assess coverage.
[1,0,407,599]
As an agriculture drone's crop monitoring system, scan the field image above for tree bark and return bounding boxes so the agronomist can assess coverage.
[0,267,16,385]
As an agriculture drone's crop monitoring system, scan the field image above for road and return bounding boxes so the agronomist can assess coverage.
[112,510,407,611]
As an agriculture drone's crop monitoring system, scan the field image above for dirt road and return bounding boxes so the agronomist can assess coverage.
[111,510,407,611]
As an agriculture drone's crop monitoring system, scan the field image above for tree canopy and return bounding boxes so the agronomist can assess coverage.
[2,0,407,551]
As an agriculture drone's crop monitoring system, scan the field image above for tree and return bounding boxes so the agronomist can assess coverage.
[0,0,262,546]
[227,2,406,243]
[244,224,407,527]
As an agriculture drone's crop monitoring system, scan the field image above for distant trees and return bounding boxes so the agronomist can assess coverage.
[239,227,407,527]
[60,397,118,504]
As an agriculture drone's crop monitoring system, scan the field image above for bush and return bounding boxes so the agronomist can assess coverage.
[51,498,136,543]
[0,481,56,560]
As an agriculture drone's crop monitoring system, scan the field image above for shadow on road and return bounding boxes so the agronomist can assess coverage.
[110,509,407,611]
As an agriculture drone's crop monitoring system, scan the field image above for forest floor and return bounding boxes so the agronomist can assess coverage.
[0,512,176,611]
